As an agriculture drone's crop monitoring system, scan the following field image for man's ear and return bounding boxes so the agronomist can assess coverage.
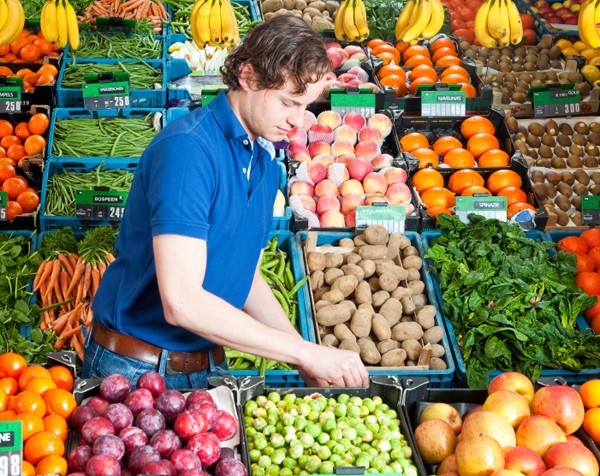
[237,63,255,91]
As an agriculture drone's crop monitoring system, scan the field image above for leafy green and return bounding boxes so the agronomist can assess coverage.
[364,0,406,42]
[427,214,600,388]
[40,228,78,259]
[78,226,118,255]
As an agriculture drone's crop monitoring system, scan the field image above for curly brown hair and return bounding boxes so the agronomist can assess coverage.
[220,16,332,94]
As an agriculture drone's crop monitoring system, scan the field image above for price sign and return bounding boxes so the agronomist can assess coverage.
[0,87,21,113]
[456,196,507,224]
[0,421,23,476]
[582,196,600,225]
[330,88,377,118]
[75,189,128,221]
[421,90,466,117]
[355,204,406,234]
[83,73,130,111]
[0,192,6,221]
[95,17,136,34]
[532,88,580,118]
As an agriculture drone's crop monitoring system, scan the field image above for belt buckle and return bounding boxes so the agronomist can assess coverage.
[165,351,185,375]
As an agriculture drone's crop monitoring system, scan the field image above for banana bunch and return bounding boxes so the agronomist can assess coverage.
[395,0,444,43]
[334,0,369,43]
[578,0,600,49]
[40,0,80,50]
[190,0,240,49]
[0,0,25,46]
[473,0,522,48]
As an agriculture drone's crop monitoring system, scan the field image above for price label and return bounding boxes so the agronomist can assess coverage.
[330,88,377,118]
[355,204,406,234]
[421,90,466,117]
[75,189,128,221]
[95,17,136,34]
[0,87,21,113]
[456,196,507,224]
[0,421,22,476]
[83,81,130,111]
[533,89,580,118]
[582,196,600,225]
[0,192,7,221]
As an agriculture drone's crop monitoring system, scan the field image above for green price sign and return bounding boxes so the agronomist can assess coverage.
[532,88,580,118]
[456,196,507,223]
[421,90,466,117]
[582,196,600,225]
[355,204,406,233]
[83,73,130,111]
[0,87,21,113]
[330,88,376,118]
[75,189,128,221]
[0,421,23,476]
[0,192,7,221]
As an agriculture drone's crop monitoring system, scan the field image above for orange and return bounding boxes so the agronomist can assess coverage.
[583,407,600,443]
[404,55,433,67]
[36,71,55,85]
[18,365,51,391]
[421,187,456,209]
[433,136,462,157]
[507,202,535,219]
[48,366,74,392]
[16,190,40,214]
[23,431,64,466]
[43,413,68,441]
[379,75,406,97]
[43,388,77,419]
[460,83,477,98]
[402,45,430,61]
[466,132,500,159]
[592,314,600,335]
[410,147,439,168]
[27,113,49,135]
[478,149,510,167]
[0,135,20,149]
[435,55,462,67]
[0,410,16,421]
[0,388,7,412]
[2,176,28,200]
[25,377,57,396]
[486,169,522,194]
[7,144,26,161]
[19,44,41,63]
[395,41,410,57]
[0,378,17,396]
[581,228,600,249]
[371,44,401,64]
[460,115,495,139]
[35,454,67,476]
[12,390,46,417]
[430,37,457,53]
[586,295,600,320]
[0,120,13,138]
[399,132,429,152]
[16,412,45,441]
[576,271,600,295]
[412,168,444,193]
[410,64,438,83]
[377,64,406,81]
[440,65,470,81]
[448,169,485,194]
[439,73,468,85]
[579,379,600,409]
[367,38,387,49]
[425,206,452,219]
[6,201,22,222]
[432,47,458,63]
[443,148,476,168]
[496,186,527,207]
[461,185,491,196]
[0,352,27,379]
[37,64,58,78]
[14,122,31,140]
[24,135,46,155]
[376,51,400,66]
[409,76,435,95]
[575,253,596,274]
[33,39,53,56]
[588,247,600,270]
[14,67,33,79]
[0,65,12,75]
[557,236,589,255]
[22,460,35,476]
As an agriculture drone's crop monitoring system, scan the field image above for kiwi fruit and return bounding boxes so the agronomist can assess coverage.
[558,123,574,135]
[576,83,591,97]
[505,116,519,134]
[528,149,539,161]
[504,72,517,84]
[511,92,527,104]
[517,125,528,135]
[537,158,552,167]
[587,132,600,145]
[591,172,600,184]
[555,195,572,212]
[574,170,591,185]
[557,182,573,197]
[531,170,544,183]
[498,62,512,73]
[567,155,584,168]
[571,196,582,211]
[501,94,511,105]
[575,122,590,135]
[515,140,529,156]
[551,157,567,168]
[544,182,558,198]
[561,171,575,185]
[574,183,589,196]
[545,171,561,185]
[538,144,553,158]
[530,79,544,88]
[587,145,600,157]
[591,185,600,196]
[541,134,556,147]
[556,210,570,226]
[570,144,585,157]
[536,59,550,70]
[545,71,559,82]
[526,133,542,148]
[544,203,557,215]
[572,133,588,146]
[548,45,562,60]
[524,62,537,72]
[544,119,558,136]
[512,63,524,72]
[590,122,600,134]
[584,156,600,168]
[570,210,583,225]
[567,72,584,83]
[514,132,527,142]
[550,59,563,69]
[556,134,571,147]
[534,183,548,199]
[554,145,569,158]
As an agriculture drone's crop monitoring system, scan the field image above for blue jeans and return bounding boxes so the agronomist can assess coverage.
[82,337,230,389]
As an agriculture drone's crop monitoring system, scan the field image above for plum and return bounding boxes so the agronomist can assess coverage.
[187,400,218,430]
[186,431,221,467]
[66,473,86,476]
[173,410,208,441]
[81,416,116,445]
[120,470,133,476]
[186,389,214,408]
[86,396,110,414]
[69,405,100,433]
[150,429,182,458]
[119,426,148,454]
[67,444,93,472]
[99,373,132,403]
[215,458,248,476]
[136,370,166,399]
[180,469,211,476]
[128,444,161,473]
[155,389,186,423]
[212,410,238,441]
[140,459,176,476]
[103,403,134,433]
[86,454,121,476]
[170,448,202,473]
[136,407,166,438]
[124,388,155,416]
[93,434,126,460]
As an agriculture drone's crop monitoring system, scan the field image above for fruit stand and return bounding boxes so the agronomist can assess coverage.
[0,0,598,473]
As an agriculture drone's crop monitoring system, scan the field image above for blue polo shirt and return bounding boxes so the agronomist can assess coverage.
[91,91,279,351]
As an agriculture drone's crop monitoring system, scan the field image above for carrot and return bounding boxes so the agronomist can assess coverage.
[71,334,85,361]
[82,263,93,300]
[75,275,85,305]
[157,0,167,18]
[44,260,61,302]
[33,260,48,292]
[57,253,74,277]
[52,275,64,306]
[91,267,101,299]
[53,302,85,335]
[97,261,107,279]
[66,257,85,298]
[68,252,79,272]
[59,325,82,341]
[34,260,53,292]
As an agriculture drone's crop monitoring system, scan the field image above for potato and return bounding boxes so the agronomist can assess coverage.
[315,300,333,312]
[423,326,444,345]
[401,339,422,361]
[431,344,445,358]
[430,357,448,370]
[324,268,344,285]
[391,286,413,300]
[321,288,345,304]
[332,275,358,297]
[378,272,400,292]
[321,334,339,347]
[309,0,326,9]
[313,286,330,302]
[294,0,307,8]
[412,293,428,308]
[354,280,372,305]
[303,6,322,16]
[358,259,376,278]
[363,225,389,245]
[307,252,326,272]
[372,313,391,340]
[407,280,425,295]
[358,245,388,260]
[324,0,337,13]
[333,323,355,342]
[325,253,344,269]
[358,338,381,364]
[339,338,360,353]
[402,245,419,257]
[262,0,284,13]
[310,270,324,291]
[338,300,357,314]
[372,290,390,308]
[377,339,399,354]
[375,261,396,276]
[367,276,380,293]
[400,315,413,322]
[415,305,436,330]
[339,238,355,249]
[402,255,423,270]
[350,308,371,338]
[263,11,275,19]
[392,321,424,341]
[381,348,407,367]
[316,303,352,326]
[379,298,402,327]
[406,268,421,281]
[342,263,365,282]
[345,253,361,265]
[358,303,375,316]
[283,0,295,8]
[398,235,411,250]
[354,235,368,247]
[384,232,402,260]
[400,297,416,315]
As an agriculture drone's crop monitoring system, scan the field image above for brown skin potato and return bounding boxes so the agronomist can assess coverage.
[401,339,422,361]
[407,280,425,295]
[324,268,344,285]
[339,338,361,353]
[338,300,357,314]
[357,303,375,316]
[391,286,413,300]
[398,235,412,250]
[380,348,407,367]
[411,293,428,307]
[431,344,445,358]
[371,313,392,340]
[354,235,368,247]
[310,270,324,291]
[354,280,372,305]
[338,238,355,249]
[401,245,419,257]
[406,268,421,281]
[378,272,400,292]
[350,308,372,338]
[358,259,376,278]
[377,339,399,354]
[325,253,344,269]
[423,326,444,345]
[321,288,345,304]
[363,225,389,245]
[316,303,352,326]
[379,298,403,327]
[392,321,424,341]
[332,275,359,297]
[402,255,423,270]
[358,337,381,364]
[341,263,365,282]
[307,252,326,272]
[429,357,448,370]
[321,333,339,347]
[415,305,436,330]
[313,286,330,302]
[400,297,416,315]
[345,253,361,265]
[333,323,355,342]
[358,245,388,260]
[367,276,380,293]
[372,290,390,308]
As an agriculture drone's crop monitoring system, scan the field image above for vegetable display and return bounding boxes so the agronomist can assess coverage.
[61,60,163,89]
[76,0,170,33]
[426,214,600,388]
[69,34,163,59]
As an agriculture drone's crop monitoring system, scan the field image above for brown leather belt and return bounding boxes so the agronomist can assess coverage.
[91,321,225,373]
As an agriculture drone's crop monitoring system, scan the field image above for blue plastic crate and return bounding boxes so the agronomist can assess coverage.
[295,230,456,387]
[272,161,291,232]
[48,107,166,162]
[57,58,167,108]
[420,230,600,387]
[65,33,167,60]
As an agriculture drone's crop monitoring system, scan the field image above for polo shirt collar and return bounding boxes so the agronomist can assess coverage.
[210,90,249,142]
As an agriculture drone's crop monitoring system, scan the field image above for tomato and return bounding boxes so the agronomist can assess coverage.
[454,28,475,43]
[450,18,466,31]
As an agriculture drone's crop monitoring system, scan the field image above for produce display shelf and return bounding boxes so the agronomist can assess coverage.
[0,61,56,109]
[420,230,599,387]
[513,0,577,39]
[295,230,456,387]
[64,33,168,60]
[56,58,168,109]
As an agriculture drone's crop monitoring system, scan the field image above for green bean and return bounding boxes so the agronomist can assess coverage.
[71,34,163,59]
[61,60,163,90]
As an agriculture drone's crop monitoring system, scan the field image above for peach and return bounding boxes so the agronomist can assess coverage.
[368,113,393,138]
[308,124,334,144]
[385,183,412,205]
[319,210,346,228]
[317,110,342,129]
[303,110,317,129]
[314,179,339,198]
[346,78,363,88]
[339,178,365,197]
[308,140,331,158]
[287,127,307,144]
[345,210,356,227]
[337,73,358,84]
[340,193,365,214]
[358,126,383,145]
[289,181,314,196]
[312,153,335,169]
[362,171,388,195]
[287,140,309,156]
[348,157,374,181]
[336,154,356,168]
[364,194,388,205]
[347,66,369,82]
[327,163,349,186]
[342,112,367,133]
[383,167,408,185]
[292,151,311,163]
[326,48,345,70]
[297,194,316,213]
[371,153,394,170]
[306,160,327,184]
[354,140,381,161]
[344,45,364,57]
[333,125,357,145]
[358,82,380,93]
[316,194,341,215]
[349,52,367,61]
[326,41,342,49]
[331,140,355,158]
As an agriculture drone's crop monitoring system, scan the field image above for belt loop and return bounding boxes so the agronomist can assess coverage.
[158,349,170,375]
[84,321,94,350]
[208,350,215,371]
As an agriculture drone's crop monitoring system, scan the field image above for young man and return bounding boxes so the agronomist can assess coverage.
[84,16,369,389]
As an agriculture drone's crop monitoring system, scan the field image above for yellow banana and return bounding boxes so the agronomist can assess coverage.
[395,0,415,41]
[420,0,444,39]
[353,0,369,40]
[226,0,239,46]
[208,0,222,45]
[40,0,58,43]
[473,0,497,47]
[595,0,600,34]
[193,0,213,47]
[487,0,509,42]
[190,0,206,43]
[396,0,419,41]
[580,0,600,48]
[334,0,349,41]
[0,0,9,32]
[343,0,361,42]
[64,0,79,50]
[219,0,233,45]
[505,0,522,45]
[401,0,431,43]
[0,0,25,46]
[56,0,68,48]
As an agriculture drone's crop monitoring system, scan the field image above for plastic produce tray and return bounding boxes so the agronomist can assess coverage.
[295,230,456,386]
[64,33,167,60]
[0,61,56,109]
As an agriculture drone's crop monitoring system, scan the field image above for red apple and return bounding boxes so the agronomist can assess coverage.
[490,471,527,476]
[516,415,567,457]
[438,454,458,474]
[488,372,535,406]
[541,468,584,476]
[532,386,585,435]
[543,442,599,476]
[413,419,457,465]
[456,435,505,476]
[461,410,516,452]
[504,446,546,476]
[418,402,463,435]
[483,390,531,429]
